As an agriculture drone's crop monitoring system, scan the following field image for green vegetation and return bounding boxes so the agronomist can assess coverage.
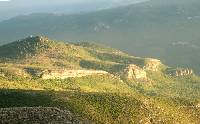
[0,36,199,123]
[1,0,200,73]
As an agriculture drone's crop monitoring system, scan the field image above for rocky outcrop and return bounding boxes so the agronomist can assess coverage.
[166,67,193,77]
[144,58,162,72]
[0,107,83,124]
[41,69,108,79]
[176,69,193,76]
[125,64,147,80]
[171,68,193,77]
[0,67,29,78]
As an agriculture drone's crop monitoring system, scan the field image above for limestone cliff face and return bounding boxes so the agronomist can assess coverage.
[125,64,147,80]
[123,58,162,81]
[173,68,193,77]
[41,69,108,79]
[166,67,193,77]
[144,58,162,72]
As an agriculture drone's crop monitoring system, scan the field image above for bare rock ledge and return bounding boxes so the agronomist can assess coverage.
[41,69,108,79]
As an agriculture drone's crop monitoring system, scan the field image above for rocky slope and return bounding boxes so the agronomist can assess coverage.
[0,36,199,123]
[1,0,200,73]
[0,36,195,80]
[0,107,83,124]
[0,36,162,80]
[41,69,108,79]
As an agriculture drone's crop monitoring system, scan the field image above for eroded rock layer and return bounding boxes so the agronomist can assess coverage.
[41,69,108,79]
[125,64,147,80]
[144,58,162,72]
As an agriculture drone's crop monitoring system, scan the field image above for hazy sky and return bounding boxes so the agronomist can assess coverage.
[0,0,149,21]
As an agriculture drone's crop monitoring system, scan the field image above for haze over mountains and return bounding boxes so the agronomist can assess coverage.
[1,0,200,123]
[0,0,200,73]
[0,0,148,21]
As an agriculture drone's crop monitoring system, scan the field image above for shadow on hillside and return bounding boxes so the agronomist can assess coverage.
[0,89,199,124]
[0,88,140,108]
[0,89,57,108]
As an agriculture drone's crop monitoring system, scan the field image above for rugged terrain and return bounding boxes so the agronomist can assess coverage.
[0,0,200,73]
[0,36,200,123]
[0,107,81,124]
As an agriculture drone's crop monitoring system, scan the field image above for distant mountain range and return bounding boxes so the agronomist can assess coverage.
[0,0,200,73]
[0,0,149,21]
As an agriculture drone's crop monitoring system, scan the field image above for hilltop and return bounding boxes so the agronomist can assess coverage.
[0,36,149,76]
[0,36,200,123]
[0,0,200,73]
[0,36,168,80]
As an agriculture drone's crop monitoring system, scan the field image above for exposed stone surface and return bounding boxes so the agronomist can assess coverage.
[41,69,108,79]
[0,107,84,124]
[169,68,193,77]
[196,103,200,108]
[125,64,147,80]
[176,68,193,76]
[0,67,29,78]
[144,58,162,72]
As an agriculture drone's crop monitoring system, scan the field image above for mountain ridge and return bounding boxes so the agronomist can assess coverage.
[0,36,194,79]
[1,0,200,73]
[0,36,200,123]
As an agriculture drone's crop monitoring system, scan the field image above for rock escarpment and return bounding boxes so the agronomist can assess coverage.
[0,107,83,124]
[122,58,163,81]
[144,58,162,72]
[41,69,108,79]
[166,67,194,77]
[171,68,193,77]
[175,68,193,76]
[124,64,147,80]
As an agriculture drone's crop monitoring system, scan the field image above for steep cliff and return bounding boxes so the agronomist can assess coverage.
[168,68,193,77]
[41,69,108,79]
[124,64,147,80]
[144,58,162,72]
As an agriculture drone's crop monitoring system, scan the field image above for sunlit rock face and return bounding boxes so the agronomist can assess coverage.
[175,69,193,77]
[41,69,108,79]
[144,58,162,72]
[167,68,193,77]
[174,68,193,77]
[125,64,147,80]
